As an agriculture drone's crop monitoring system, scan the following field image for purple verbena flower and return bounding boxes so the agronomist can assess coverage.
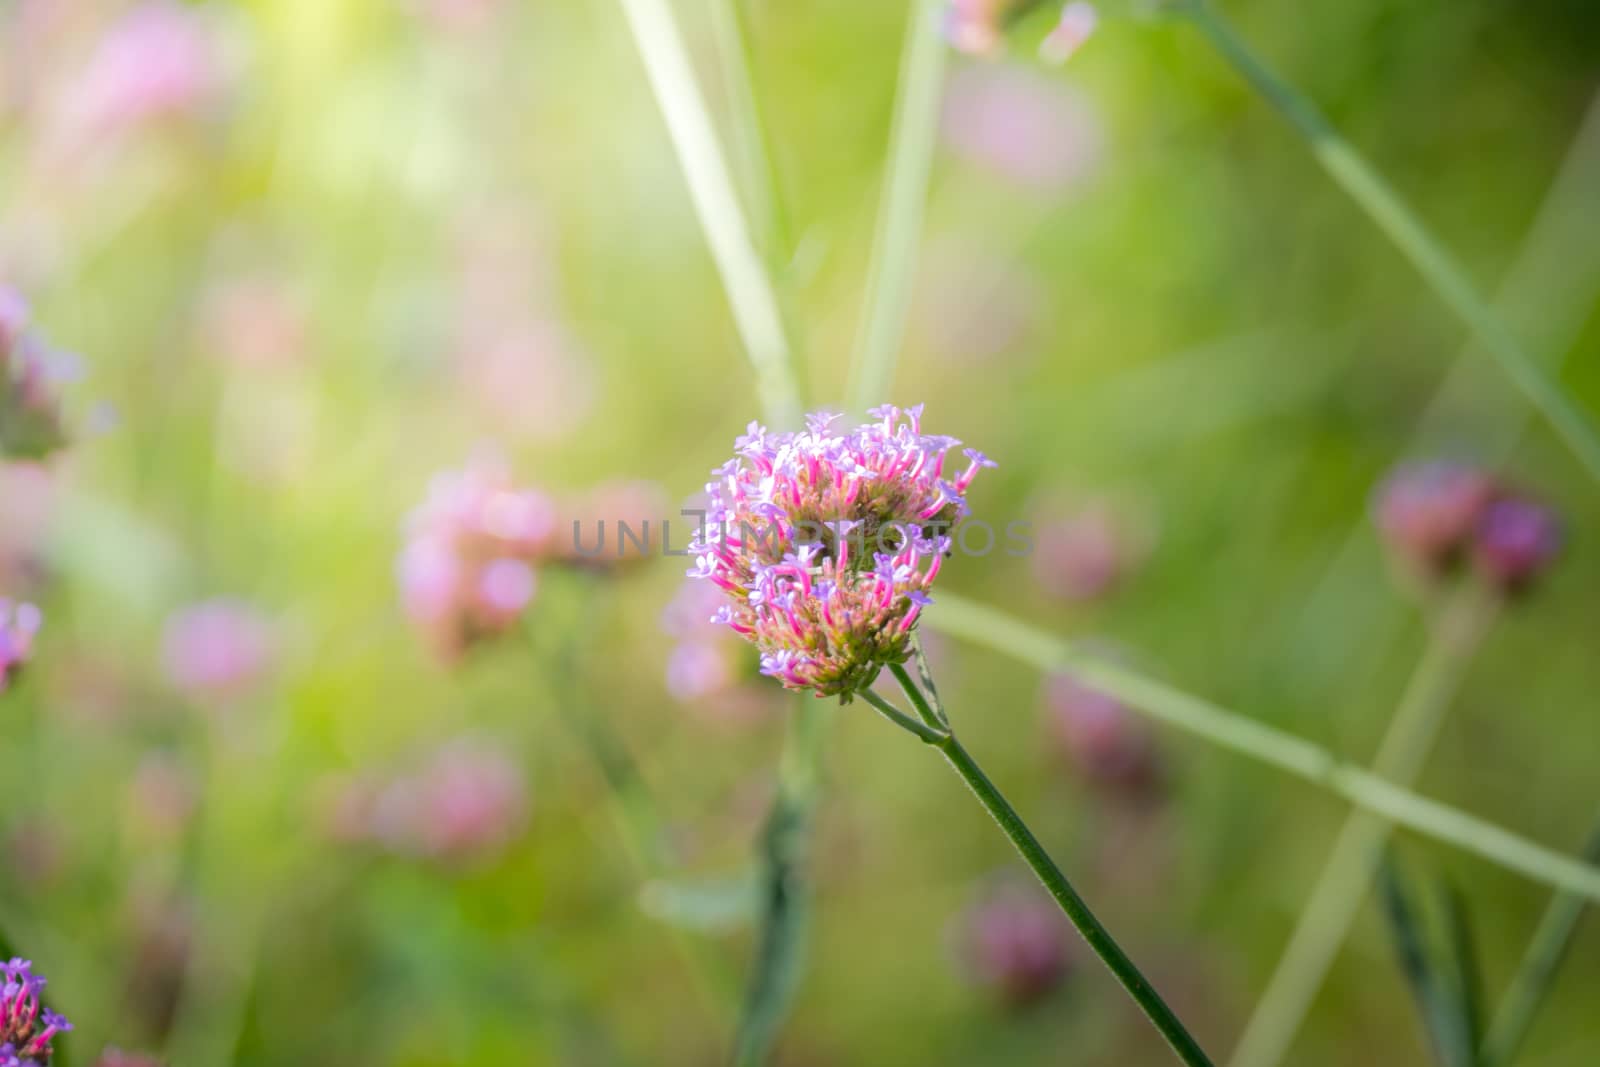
[0,959,70,1065]
[689,405,991,699]
[0,601,41,695]
[1473,493,1563,593]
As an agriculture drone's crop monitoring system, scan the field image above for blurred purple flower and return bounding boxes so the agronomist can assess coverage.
[1,283,70,460]
[0,959,71,1065]
[942,65,1103,193]
[1372,460,1494,577]
[160,599,275,704]
[1473,494,1562,594]
[1043,671,1163,796]
[953,877,1073,1006]
[0,600,41,694]
[1039,2,1097,64]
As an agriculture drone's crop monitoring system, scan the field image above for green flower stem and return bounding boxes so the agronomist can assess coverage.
[846,0,949,413]
[860,687,949,743]
[733,696,829,1067]
[925,594,1600,903]
[617,0,803,428]
[1482,814,1600,1066]
[1181,1,1600,486]
[888,662,946,730]
[877,673,1213,1066]
[1230,587,1500,1067]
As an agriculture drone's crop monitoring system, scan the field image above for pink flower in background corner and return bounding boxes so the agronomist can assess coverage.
[953,876,1074,1007]
[160,599,276,704]
[1043,671,1164,798]
[0,599,42,694]
[397,455,557,660]
[65,0,224,136]
[942,65,1104,193]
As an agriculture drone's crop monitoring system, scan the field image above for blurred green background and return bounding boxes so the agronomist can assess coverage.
[2,0,1599,1063]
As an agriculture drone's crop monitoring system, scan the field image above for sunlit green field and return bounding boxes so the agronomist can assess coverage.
[2,1,1599,1064]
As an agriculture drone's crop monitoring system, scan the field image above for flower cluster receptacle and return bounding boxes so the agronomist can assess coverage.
[0,959,71,1066]
[0,600,41,695]
[1373,461,1562,595]
[688,405,994,699]
[0,285,70,461]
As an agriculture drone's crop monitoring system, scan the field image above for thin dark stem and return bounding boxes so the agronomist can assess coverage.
[859,687,947,744]
[887,663,944,732]
[934,732,1213,1065]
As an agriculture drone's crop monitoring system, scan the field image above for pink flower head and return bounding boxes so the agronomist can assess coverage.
[1043,672,1162,796]
[942,65,1104,192]
[944,0,1013,56]
[1372,461,1495,577]
[689,405,993,699]
[68,2,222,135]
[160,599,275,704]
[0,600,41,694]
[954,876,1073,1006]
[1473,493,1562,594]
[1,284,70,460]
[398,456,557,659]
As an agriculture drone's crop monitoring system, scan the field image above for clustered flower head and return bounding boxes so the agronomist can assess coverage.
[689,405,994,699]
[1373,461,1562,593]
[0,601,42,695]
[0,959,71,1065]
[1,286,69,461]
[398,456,558,660]
[945,0,1014,55]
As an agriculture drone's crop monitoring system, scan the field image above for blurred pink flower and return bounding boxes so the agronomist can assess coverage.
[0,462,57,589]
[1039,2,1097,65]
[412,0,506,32]
[953,876,1073,1006]
[1372,461,1494,578]
[1031,500,1141,602]
[333,738,530,867]
[198,277,308,370]
[160,599,275,704]
[64,1,223,137]
[1473,493,1562,594]
[944,0,1011,56]
[458,323,597,443]
[0,599,42,693]
[942,65,1103,192]
[127,754,198,840]
[1043,671,1163,797]
[398,455,557,660]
